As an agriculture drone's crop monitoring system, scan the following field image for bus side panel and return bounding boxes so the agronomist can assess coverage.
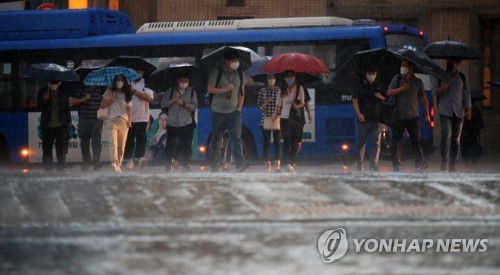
[0,112,29,163]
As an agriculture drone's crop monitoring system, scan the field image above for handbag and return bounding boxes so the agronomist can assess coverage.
[97,107,110,120]
[288,88,306,126]
[376,101,397,127]
[263,116,280,130]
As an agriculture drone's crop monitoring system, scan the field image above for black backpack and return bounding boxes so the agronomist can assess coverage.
[204,67,244,105]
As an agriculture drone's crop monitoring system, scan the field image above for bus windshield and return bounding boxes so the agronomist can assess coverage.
[385,33,426,52]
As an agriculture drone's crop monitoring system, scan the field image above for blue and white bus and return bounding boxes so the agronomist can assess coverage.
[0,8,434,165]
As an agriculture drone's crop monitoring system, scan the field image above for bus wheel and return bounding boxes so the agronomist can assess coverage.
[0,135,10,166]
[241,127,257,162]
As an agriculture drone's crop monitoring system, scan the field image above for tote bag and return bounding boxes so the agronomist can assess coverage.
[97,107,110,121]
[263,116,280,130]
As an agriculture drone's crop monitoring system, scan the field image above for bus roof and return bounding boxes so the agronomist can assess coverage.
[0,8,134,41]
[137,16,354,33]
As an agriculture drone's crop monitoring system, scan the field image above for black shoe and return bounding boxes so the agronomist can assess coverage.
[393,165,401,172]
[183,164,192,172]
[416,160,428,171]
[93,162,101,171]
[370,165,379,172]
[236,161,251,172]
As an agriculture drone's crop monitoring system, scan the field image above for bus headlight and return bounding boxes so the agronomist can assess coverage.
[20,148,30,158]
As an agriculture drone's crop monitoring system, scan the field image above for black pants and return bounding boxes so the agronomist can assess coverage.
[391,117,424,168]
[280,118,302,166]
[165,125,194,167]
[42,125,69,171]
[124,122,148,160]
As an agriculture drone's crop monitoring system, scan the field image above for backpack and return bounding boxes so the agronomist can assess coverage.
[204,67,244,105]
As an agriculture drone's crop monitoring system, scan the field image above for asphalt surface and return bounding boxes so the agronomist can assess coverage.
[0,158,499,274]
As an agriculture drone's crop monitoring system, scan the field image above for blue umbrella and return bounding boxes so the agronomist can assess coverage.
[83,66,142,86]
[23,63,79,81]
[245,56,274,76]
[489,80,500,88]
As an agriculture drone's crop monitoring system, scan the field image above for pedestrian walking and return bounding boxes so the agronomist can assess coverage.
[124,74,154,169]
[432,58,472,172]
[352,65,386,172]
[206,48,251,172]
[258,73,282,172]
[160,75,198,172]
[71,85,104,171]
[387,59,430,172]
[36,81,72,172]
[100,74,133,173]
[273,70,305,173]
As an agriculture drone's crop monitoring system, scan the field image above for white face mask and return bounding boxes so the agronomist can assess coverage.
[116,81,124,89]
[178,82,188,90]
[400,66,409,76]
[365,73,377,83]
[230,61,240,70]
[267,78,276,86]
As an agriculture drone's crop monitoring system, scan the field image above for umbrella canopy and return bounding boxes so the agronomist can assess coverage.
[23,63,79,81]
[83,66,142,87]
[245,56,274,76]
[391,48,447,80]
[489,80,500,88]
[200,46,259,75]
[423,40,480,60]
[74,65,105,80]
[146,63,198,92]
[107,56,157,77]
[336,48,400,88]
[262,52,330,74]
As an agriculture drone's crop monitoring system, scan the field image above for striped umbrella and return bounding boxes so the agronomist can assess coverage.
[83,66,142,86]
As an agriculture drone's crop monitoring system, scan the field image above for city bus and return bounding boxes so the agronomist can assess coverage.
[0,8,434,165]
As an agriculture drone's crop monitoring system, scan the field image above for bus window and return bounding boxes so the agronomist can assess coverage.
[0,63,12,109]
[385,33,425,52]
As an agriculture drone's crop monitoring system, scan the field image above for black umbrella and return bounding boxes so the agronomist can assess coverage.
[107,56,156,77]
[336,48,400,88]
[23,63,79,81]
[423,40,480,60]
[200,46,258,76]
[391,48,447,80]
[489,80,500,88]
[146,63,199,92]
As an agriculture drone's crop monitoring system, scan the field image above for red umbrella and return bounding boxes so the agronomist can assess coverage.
[262,53,329,74]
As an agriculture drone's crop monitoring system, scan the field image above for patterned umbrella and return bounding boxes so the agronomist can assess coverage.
[83,66,142,86]
[23,63,79,81]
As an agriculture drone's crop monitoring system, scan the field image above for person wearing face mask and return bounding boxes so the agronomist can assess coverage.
[387,60,431,172]
[207,48,251,173]
[352,66,386,172]
[37,80,72,172]
[123,71,154,170]
[258,73,282,172]
[100,75,133,173]
[273,70,305,173]
[432,58,472,172]
[160,74,198,172]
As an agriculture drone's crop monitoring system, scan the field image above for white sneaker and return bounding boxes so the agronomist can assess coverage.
[110,164,122,173]
[287,164,296,173]
[126,159,134,170]
[138,157,147,169]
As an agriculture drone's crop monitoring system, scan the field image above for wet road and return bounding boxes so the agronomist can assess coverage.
[1,161,499,274]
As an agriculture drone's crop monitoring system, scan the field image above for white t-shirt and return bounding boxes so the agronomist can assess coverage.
[277,85,305,119]
[131,79,154,122]
[103,88,132,122]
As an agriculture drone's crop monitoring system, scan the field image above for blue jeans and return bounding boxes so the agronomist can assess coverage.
[210,111,245,167]
[440,114,464,168]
